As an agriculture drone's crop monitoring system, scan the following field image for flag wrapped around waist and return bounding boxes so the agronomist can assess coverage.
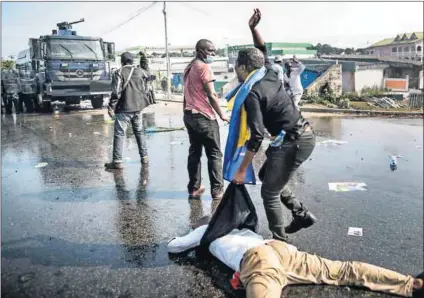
[223,67,267,184]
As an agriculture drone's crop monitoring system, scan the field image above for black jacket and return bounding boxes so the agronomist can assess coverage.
[109,65,150,113]
[244,46,309,153]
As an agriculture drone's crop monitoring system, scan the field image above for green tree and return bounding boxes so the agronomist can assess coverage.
[344,48,354,55]
[1,59,15,70]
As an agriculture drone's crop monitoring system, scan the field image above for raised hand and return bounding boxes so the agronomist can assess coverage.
[248,8,261,29]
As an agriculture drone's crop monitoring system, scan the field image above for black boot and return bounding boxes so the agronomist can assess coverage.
[285,211,317,234]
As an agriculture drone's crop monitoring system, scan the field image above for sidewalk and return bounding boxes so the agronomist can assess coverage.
[154,93,423,117]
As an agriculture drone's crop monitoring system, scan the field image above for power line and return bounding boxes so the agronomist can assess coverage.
[102,2,159,36]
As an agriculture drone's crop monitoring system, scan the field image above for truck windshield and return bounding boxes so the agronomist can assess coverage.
[47,39,104,60]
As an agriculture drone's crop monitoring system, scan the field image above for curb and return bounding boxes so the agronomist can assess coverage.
[300,107,423,116]
[157,99,423,117]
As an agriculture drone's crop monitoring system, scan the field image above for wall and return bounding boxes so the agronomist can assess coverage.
[367,40,424,60]
[342,71,355,93]
[305,64,342,97]
[383,77,409,91]
[355,69,384,93]
[384,66,422,89]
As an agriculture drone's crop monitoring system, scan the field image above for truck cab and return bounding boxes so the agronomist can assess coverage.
[29,18,115,111]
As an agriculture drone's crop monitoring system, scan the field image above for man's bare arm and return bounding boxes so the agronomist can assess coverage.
[249,9,265,50]
[205,81,229,122]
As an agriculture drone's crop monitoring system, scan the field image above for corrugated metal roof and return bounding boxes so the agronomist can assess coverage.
[270,42,314,48]
[369,32,423,48]
[227,42,314,51]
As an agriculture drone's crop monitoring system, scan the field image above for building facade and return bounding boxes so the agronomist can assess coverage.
[365,32,423,61]
[227,42,317,65]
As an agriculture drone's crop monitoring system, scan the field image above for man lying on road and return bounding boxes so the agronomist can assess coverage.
[168,217,423,298]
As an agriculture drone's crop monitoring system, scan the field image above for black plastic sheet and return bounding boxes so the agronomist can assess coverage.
[200,183,258,248]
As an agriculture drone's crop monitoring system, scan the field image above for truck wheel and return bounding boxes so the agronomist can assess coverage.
[91,96,104,109]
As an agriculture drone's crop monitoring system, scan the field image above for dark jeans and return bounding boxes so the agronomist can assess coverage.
[112,111,148,162]
[260,128,315,241]
[183,112,224,196]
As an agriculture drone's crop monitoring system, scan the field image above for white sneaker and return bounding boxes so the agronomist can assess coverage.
[167,225,208,253]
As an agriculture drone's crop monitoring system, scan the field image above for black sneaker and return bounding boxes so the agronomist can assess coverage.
[413,272,424,298]
[285,211,317,234]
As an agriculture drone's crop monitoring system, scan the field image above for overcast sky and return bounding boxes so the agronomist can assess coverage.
[2,1,423,58]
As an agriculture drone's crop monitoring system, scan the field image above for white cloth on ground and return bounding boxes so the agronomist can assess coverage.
[167,225,208,253]
[167,225,267,271]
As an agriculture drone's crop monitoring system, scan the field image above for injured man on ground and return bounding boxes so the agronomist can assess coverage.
[168,220,423,298]
[167,184,423,298]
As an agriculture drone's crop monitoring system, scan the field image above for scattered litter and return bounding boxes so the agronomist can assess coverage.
[364,97,406,109]
[104,119,114,124]
[49,127,53,130]
[145,126,185,133]
[18,272,35,283]
[170,141,184,145]
[389,155,404,171]
[328,182,367,192]
[316,140,348,146]
[69,133,72,137]
[35,162,48,168]
[348,227,363,237]
[93,132,101,135]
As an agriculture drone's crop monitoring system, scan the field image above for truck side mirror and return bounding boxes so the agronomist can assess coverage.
[29,38,42,60]
[104,42,115,61]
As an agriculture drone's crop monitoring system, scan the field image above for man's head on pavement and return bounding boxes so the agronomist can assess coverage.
[195,39,216,64]
[120,52,134,66]
[235,48,264,82]
[274,55,283,65]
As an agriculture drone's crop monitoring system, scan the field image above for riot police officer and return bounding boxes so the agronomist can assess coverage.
[18,64,37,113]
[1,68,21,114]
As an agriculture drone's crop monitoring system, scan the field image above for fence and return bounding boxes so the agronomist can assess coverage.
[408,92,424,108]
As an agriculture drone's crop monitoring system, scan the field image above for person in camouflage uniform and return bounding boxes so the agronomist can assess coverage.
[1,68,22,114]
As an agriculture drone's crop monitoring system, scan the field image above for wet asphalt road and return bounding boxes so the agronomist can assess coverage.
[1,102,423,298]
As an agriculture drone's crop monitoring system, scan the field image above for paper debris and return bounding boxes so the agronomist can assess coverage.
[93,132,101,135]
[348,227,363,237]
[328,182,367,192]
[317,140,348,146]
[35,162,48,168]
[170,142,183,145]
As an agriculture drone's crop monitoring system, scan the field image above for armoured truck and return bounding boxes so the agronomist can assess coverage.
[25,18,115,111]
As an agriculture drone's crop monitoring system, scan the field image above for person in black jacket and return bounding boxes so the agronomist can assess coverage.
[232,9,317,242]
[138,51,156,105]
[105,52,150,170]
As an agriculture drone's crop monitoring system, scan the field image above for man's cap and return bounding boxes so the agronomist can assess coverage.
[121,52,134,64]
[274,55,283,63]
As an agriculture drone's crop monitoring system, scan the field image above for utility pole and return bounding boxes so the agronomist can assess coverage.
[163,1,172,100]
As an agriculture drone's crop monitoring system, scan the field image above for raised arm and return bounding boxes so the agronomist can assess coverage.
[248,9,272,69]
